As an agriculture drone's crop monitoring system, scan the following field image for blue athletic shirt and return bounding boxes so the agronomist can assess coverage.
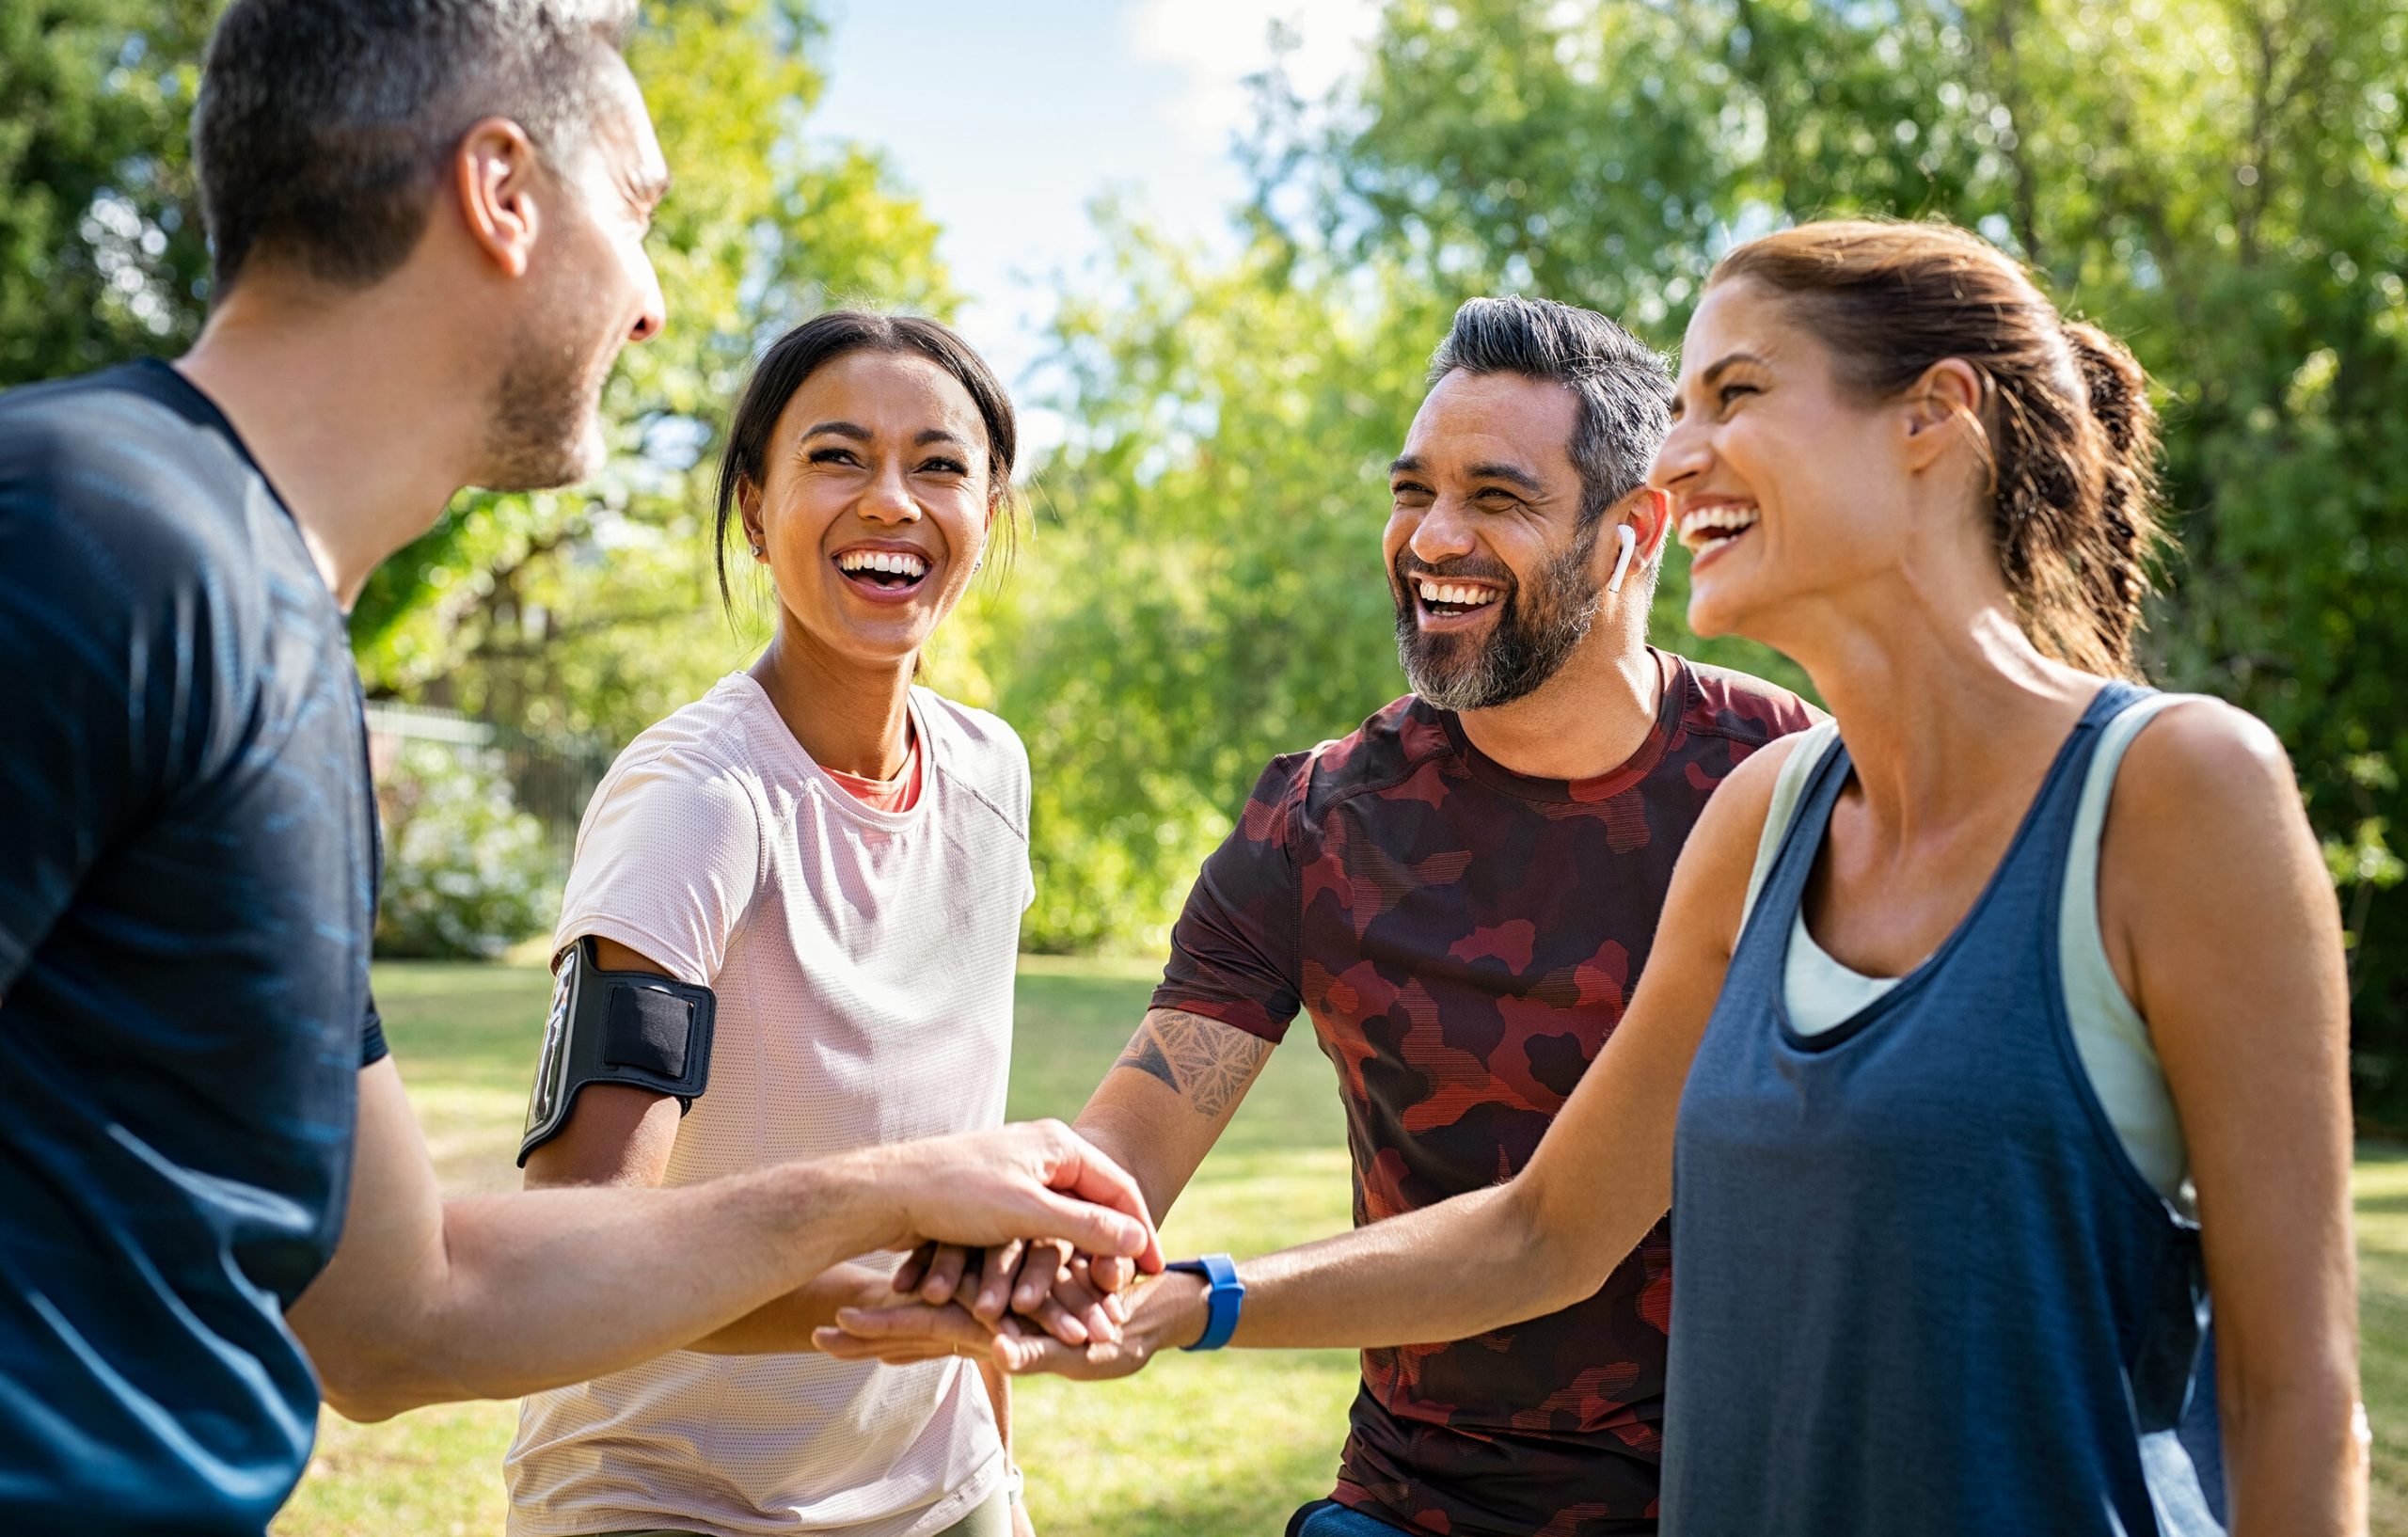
[0,359,388,1535]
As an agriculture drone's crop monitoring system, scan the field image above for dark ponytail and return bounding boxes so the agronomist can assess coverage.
[1710,220,2167,680]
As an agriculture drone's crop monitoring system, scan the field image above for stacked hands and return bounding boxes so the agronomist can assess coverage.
[814,1227,1206,1382]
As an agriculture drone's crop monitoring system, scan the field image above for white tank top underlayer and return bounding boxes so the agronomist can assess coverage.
[1738,697,2196,1218]
[506,673,1035,1537]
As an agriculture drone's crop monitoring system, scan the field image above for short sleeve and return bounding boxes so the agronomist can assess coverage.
[359,994,389,1067]
[1013,732,1037,912]
[0,473,170,988]
[552,749,763,986]
[1150,754,1309,1042]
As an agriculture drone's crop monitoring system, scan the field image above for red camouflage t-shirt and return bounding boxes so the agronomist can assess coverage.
[1154,649,1815,1537]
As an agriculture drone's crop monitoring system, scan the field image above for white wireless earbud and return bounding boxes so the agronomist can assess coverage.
[1607,521,1639,594]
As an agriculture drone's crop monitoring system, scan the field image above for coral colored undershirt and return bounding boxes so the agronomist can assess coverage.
[821,730,923,813]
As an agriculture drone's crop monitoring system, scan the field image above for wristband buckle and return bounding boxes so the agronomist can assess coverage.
[1166,1253,1244,1351]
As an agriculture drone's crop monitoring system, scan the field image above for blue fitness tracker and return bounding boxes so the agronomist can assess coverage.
[1167,1253,1245,1351]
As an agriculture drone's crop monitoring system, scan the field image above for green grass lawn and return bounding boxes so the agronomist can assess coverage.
[2358,1146,2408,1535]
[275,958,1361,1537]
[279,959,2408,1536]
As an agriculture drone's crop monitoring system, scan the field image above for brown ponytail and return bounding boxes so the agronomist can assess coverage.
[1709,220,2167,680]
[2057,320,2161,673]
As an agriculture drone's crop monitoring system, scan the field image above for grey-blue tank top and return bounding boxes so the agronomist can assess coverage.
[1662,682,2224,1535]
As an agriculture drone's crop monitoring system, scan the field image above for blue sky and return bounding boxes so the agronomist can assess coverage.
[810,0,1381,452]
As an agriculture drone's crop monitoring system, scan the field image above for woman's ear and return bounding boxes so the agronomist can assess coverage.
[1902,357,1989,474]
[737,476,767,558]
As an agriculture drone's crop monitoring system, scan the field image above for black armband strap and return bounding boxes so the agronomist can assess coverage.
[517,936,716,1165]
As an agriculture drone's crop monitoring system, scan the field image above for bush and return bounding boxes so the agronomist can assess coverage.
[374,740,557,959]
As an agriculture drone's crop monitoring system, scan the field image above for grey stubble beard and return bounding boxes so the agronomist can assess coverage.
[1394,519,1604,712]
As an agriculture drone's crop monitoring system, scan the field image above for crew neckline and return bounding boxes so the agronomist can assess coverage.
[821,726,923,813]
[725,670,936,827]
[1433,647,1687,803]
[134,358,328,601]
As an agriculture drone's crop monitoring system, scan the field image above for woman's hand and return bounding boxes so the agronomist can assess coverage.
[842,743,1789,1370]
[816,1268,1209,1378]
[896,1239,1128,1345]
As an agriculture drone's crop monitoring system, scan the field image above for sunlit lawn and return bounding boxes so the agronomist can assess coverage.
[2358,1146,2408,1536]
[274,958,1360,1537]
[277,959,2408,1537]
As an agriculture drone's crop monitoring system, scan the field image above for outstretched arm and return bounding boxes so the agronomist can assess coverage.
[914,1007,1274,1333]
[1086,1007,1275,1216]
[288,1058,1159,1421]
[1103,809,1743,1358]
[825,741,1789,1372]
[518,940,922,1355]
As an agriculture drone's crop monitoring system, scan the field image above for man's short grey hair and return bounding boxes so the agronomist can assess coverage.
[1428,296,1674,527]
[194,0,639,293]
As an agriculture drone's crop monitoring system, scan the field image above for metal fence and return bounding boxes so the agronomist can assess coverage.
[363,700,614,887]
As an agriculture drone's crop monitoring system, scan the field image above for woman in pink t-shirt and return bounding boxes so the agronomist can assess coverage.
[504,314,1101,1537]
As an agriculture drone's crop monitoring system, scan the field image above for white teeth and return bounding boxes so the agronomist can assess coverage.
[1415,578,1497,609]
[838,550,928,578]
[1678,504,1760,550]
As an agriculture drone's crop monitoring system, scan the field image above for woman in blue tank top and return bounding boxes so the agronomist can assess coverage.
[920,220,2365,1535]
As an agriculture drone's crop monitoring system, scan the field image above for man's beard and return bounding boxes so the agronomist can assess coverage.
[480,303,613,492]
[1394,521,1603,712]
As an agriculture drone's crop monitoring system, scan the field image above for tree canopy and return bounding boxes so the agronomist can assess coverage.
[976,0,2408,1113]
[8,0,2404,1112]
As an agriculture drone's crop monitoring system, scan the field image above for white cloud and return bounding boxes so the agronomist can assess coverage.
[1127,0,1383,149]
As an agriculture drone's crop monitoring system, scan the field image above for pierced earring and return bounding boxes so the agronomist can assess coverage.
[1607,522,1639,594]
[751,543,765,559]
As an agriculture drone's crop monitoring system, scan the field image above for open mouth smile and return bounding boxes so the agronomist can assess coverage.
[1413,576,1504,627]
[1677,502,1760,566]
[833,546,933,602]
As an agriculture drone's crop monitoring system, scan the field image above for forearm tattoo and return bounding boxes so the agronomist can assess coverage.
[1111,1009,1271,1118]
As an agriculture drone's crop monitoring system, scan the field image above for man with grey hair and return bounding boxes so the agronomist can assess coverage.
[828,296,1814,1537]
[0,5,1157,1532]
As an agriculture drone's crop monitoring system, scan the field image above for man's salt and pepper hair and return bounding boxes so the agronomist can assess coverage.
[193,0,639,293]
[1426,295,1675,527]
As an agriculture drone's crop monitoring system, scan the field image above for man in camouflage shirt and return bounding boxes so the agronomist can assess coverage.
[846,297,1814,1536]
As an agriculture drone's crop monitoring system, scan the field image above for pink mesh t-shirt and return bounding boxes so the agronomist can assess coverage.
[506,673,1033,1537]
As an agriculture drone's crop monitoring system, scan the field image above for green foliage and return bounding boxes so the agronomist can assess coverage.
[990,218,1433,949]
[11,0,2402,1097]
[0,0,954,760]
[984,0,2408,1110]
[0,0,212,383]
[373,743,554,959]
[352,0,958,755]
[991,210,1802,951]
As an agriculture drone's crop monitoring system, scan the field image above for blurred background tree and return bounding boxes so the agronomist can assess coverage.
[7,0,2404,1114]
[979,0,2408,1119]
[346,0,956,752]
[0,0,214,383]
[1,0,953,959]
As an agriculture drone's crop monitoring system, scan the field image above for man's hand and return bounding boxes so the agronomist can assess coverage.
[293,1075,1164,1419]
[873,1121,1164,1274]
[816,1267,1210,1381]
[896,1239,1129,1345]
